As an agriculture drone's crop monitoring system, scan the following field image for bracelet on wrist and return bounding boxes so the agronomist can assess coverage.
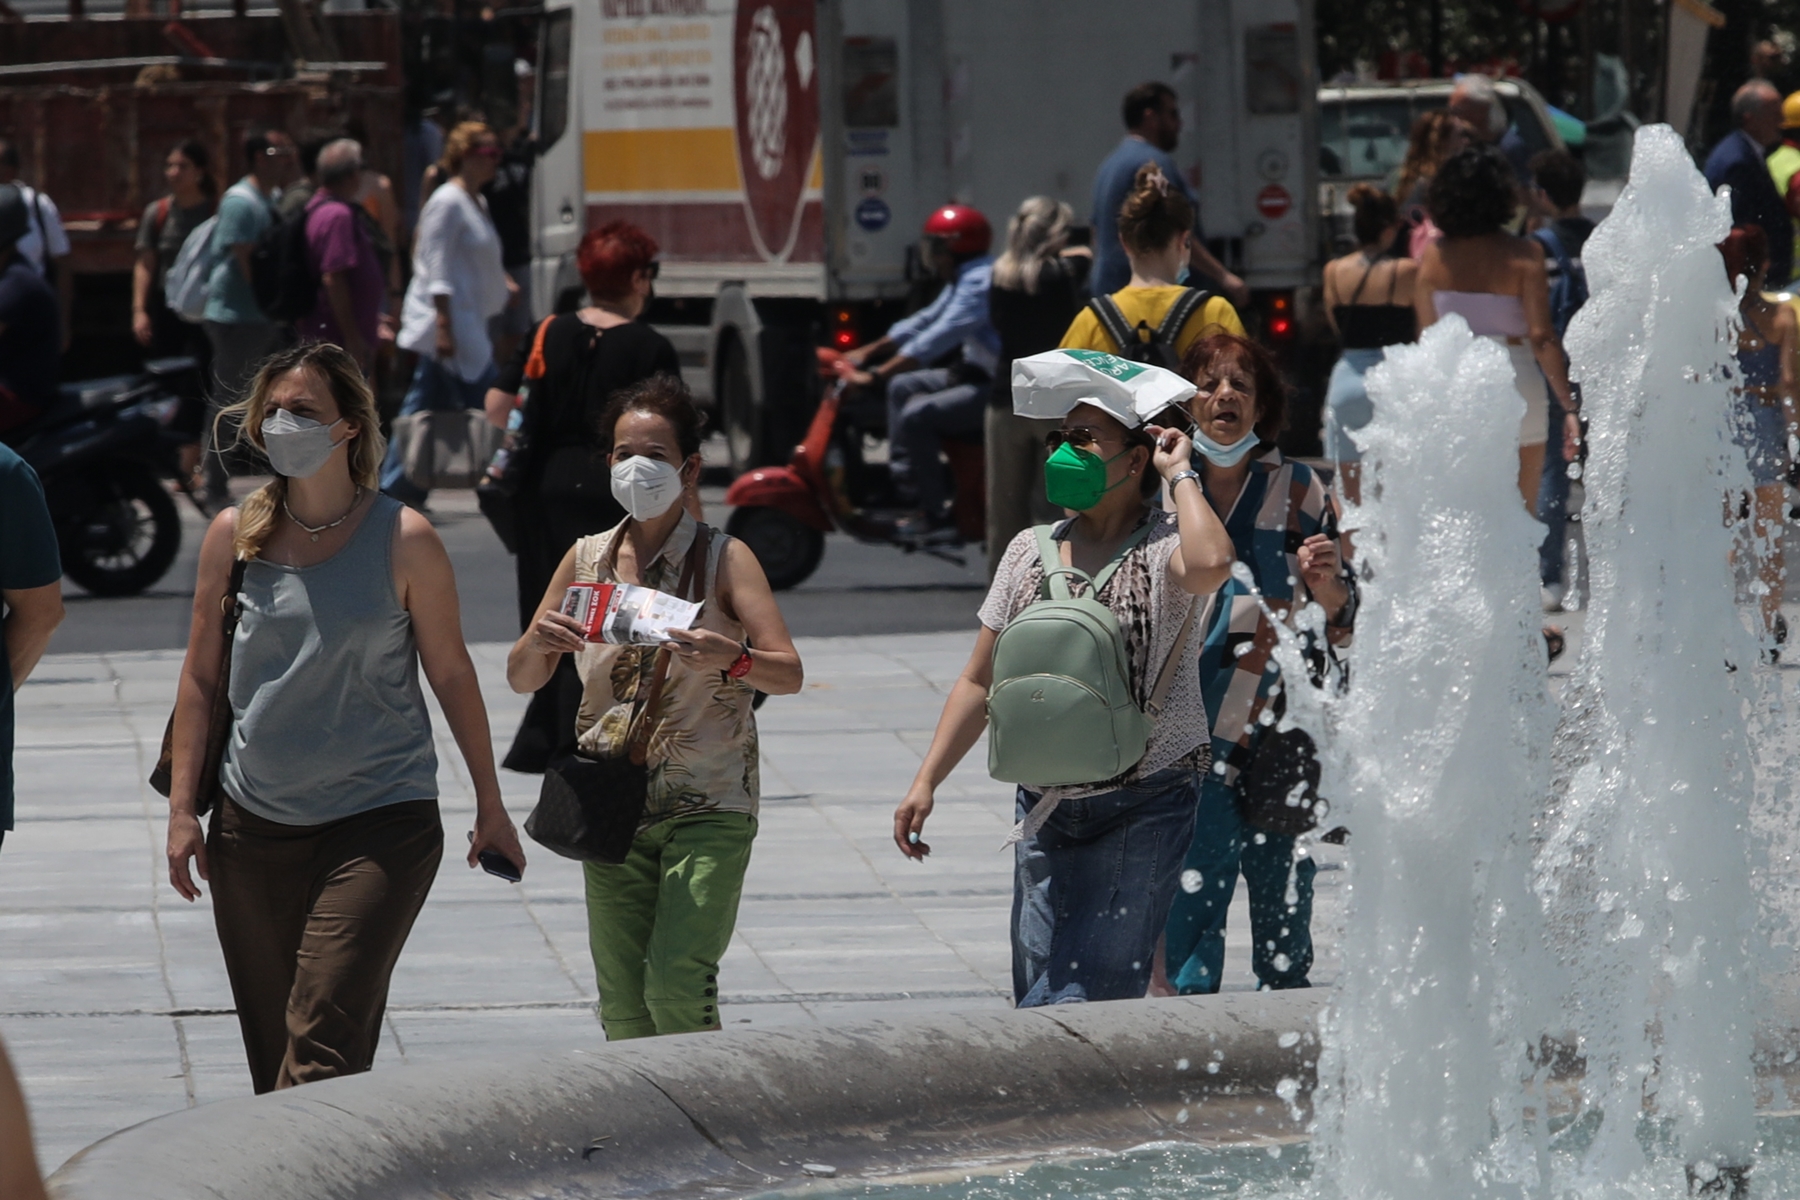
[726,644,754,679]
[1166,469,1202,492]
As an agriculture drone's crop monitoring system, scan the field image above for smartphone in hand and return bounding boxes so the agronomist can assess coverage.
[467,831,522,882]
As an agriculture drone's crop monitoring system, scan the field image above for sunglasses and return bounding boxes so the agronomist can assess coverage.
[645,261,661,280]
[1044,426,1118,452]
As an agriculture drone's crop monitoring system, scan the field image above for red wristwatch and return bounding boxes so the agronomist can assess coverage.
[726,644,754,679]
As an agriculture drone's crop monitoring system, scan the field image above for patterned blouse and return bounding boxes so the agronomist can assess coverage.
[979,509,1209,801]
[572,514,759,829]
[1195,448,1356,786]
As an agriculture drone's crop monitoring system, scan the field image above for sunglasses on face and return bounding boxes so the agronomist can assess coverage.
[645,261,661,280]
[1044,426,1119,452]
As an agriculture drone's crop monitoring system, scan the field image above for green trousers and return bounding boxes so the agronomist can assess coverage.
[584,811,756,1040]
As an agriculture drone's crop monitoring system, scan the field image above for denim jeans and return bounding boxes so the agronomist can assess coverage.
[1322,347,1384,466]
[1537,399,1570,587]
[1163,771,1315,993]
[885,366,986,515]
[379,356,497,506]
[1011,766,1198,1007]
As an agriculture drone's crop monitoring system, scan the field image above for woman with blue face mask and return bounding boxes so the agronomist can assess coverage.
[1160,333,1357,997]
[1057,163,1246,368]
[165,343,526,1093]
[892,374,1235,1006]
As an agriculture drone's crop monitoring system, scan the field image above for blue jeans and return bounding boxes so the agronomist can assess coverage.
[1163,772,1315,993]
[379,356,497,506]
[1537,399,1570,587]
[885,366,986,516]
[1322,348,1384,466]
[1011,766,1198,1007]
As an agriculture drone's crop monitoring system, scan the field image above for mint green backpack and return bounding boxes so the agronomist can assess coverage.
[987,524,1193,788]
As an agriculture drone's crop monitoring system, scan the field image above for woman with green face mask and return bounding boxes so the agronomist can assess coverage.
[891,389,1236,1006]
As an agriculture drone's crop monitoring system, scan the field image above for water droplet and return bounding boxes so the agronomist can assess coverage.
[1180,869,1204,893]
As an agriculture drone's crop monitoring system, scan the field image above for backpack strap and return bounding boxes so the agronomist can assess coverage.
[1035,519,1153,601]
[1087,294,1137,356]
[1143,595,1198,719]
[523,314,557,381]
[1155,286,1212,345]
[154,195,172,236]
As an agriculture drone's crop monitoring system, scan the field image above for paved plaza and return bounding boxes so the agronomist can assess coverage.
[2,632,1347,1172]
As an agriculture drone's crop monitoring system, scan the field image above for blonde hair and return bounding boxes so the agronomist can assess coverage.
[439,121,494,176]
[215,343,385,561]
[992,196,1073,294]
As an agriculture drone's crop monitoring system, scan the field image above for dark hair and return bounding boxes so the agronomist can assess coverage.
[171,138,217,200]
[297,128,335,179]
[1122,82,1177,131]
[1529,149,1585,211]
[1117,162,1193,256]
[579,220,660,301]
[1346,183,1398,246]
[1180,333,1288,444]
[597,374,705,460]
[1425,146,1519,239]
[1720,224,1770,289]
[0,139,17,170]
[243,127,274,172]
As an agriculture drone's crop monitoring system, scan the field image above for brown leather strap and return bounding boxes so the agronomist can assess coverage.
[626,524,711,766]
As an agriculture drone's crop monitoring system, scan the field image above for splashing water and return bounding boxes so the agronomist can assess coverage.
[1300,125,1778,1199]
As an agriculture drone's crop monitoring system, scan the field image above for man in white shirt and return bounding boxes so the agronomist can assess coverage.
[0,140,72,353]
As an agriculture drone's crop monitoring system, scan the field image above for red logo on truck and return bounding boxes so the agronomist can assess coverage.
[734,1,820,261]
[1256,184,1292,221]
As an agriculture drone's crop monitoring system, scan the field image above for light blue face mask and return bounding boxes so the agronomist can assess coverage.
[1175,263,1190,286]
[1190,425,1260,468]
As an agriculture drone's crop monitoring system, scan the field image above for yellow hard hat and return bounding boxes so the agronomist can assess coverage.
[1783,90,1800,129]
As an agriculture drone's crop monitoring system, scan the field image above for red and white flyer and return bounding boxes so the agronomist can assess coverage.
[561,582,704,645]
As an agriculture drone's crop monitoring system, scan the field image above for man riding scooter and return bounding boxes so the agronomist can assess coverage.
[840,204,999,539]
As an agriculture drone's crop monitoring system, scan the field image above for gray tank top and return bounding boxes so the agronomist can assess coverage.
[219,494,438,825]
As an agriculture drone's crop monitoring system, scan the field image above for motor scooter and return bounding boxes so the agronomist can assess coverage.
[724,349,984,590]
[7,357,209,596]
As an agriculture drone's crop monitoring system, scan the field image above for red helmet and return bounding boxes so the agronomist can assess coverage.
[921,204,992,256]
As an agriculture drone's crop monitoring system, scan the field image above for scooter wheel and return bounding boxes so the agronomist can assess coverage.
[726,506,824,591]
[55,466,182,597]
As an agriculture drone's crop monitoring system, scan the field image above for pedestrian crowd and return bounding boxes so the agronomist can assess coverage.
[2,65,1796,1185]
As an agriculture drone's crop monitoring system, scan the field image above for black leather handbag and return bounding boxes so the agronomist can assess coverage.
[148,558,247,816]
[524,526,709,863]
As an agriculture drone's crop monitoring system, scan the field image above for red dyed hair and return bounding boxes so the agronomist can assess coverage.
[1179,332,1289,443]
[1719,224,1770,290]
[578,221,659,301]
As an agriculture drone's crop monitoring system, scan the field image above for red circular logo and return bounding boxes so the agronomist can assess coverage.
[1256,184,1292,220]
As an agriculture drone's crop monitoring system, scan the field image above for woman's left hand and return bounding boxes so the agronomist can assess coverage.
[665,627,744,671]
[1298,533,1349,613]
[1146,423,1194,480]
[468,806,527,877]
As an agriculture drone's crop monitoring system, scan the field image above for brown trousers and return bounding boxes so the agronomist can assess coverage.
[208,797,442,1093]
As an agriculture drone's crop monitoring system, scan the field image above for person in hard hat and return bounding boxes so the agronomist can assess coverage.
[842,204,1001,536]
[1768,90,1800,278]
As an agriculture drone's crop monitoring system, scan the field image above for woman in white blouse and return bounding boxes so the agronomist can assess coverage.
[381,121,514,507]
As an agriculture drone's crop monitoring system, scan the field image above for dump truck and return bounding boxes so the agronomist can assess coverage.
[530,0,1320,472]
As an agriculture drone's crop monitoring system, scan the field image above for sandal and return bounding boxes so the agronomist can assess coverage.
[1543,626,1566,663]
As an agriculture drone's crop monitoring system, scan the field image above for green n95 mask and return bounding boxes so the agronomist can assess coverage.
[1044,440,1128,511]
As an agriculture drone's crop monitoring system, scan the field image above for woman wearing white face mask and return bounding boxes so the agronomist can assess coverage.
[506,376,802,1039]
[165,343,525,1093]
[1158,333,1355,999]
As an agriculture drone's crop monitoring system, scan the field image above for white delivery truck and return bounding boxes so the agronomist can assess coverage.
[529,0,1319,473]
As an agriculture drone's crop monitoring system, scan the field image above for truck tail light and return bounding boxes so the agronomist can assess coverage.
[832,308,857,349]
[1265,291,1294,340]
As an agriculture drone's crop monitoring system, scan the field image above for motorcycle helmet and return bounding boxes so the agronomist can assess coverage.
[921,204,992,257]
[0,185,25,250]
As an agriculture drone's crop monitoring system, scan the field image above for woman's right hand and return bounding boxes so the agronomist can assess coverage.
[530,609,587,657]
[167,809,208,901]
[132,310,153,347]
[893,787,934,860]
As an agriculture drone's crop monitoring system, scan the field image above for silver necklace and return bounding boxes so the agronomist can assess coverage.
[284,486,362,542]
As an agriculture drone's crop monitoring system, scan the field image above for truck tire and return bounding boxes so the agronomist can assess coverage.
[718,333,762,476]
[726,506,824,591]
[55,466,182,597]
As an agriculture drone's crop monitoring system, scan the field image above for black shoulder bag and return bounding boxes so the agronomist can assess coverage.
[148,558,248,816]
[525,524,711,863]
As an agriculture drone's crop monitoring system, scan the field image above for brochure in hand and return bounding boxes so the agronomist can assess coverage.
[562,582,704,645]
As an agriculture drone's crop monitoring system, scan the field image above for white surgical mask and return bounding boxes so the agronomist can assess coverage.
[261,409,347,478]
[1190,424,1260,469]
[610,454,684,521]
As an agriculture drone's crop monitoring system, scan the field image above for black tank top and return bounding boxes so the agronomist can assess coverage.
[1333,258,1417,350]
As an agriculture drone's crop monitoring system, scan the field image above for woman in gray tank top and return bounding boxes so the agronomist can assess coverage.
[164,343,526,1094]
